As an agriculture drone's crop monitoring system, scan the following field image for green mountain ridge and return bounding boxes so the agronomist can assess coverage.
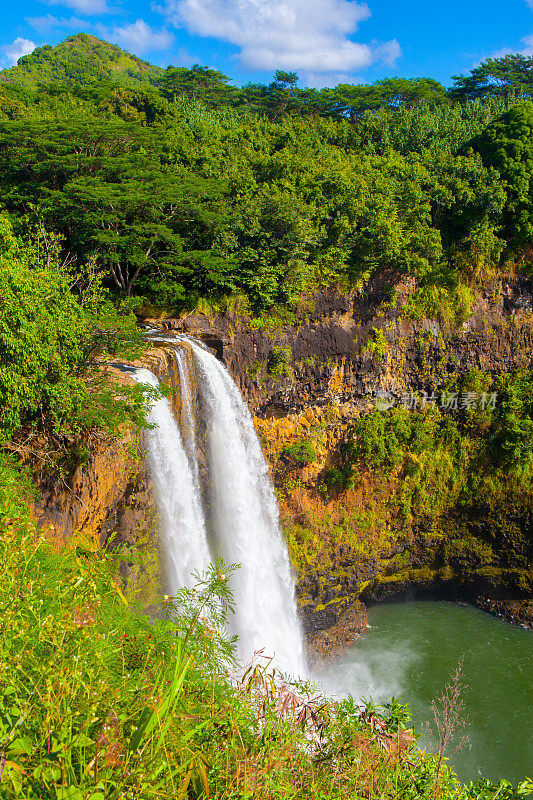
[0,32,164,89]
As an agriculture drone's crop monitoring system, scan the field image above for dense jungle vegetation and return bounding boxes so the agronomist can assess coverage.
[0,34,531,449]
[0,34,533,318]
[1,33,533,799]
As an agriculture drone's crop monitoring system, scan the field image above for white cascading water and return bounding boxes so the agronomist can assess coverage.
[188,340,306,677]
[132,367,211,592]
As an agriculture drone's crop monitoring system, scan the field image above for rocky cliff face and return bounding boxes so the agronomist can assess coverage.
[34,430,152,550]
[159,276,533,418]
[31,348,186,599]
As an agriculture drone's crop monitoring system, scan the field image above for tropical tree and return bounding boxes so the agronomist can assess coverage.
[0,117,227,298]
[450,54,533,102]
[156,65,237,107]
[327,77,448,121]
[468,100,533,249]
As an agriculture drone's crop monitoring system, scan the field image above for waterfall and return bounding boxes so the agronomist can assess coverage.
[175,348,200,491]
[132,368,211,592]
[135,346,307,678]
[188,341,306,677]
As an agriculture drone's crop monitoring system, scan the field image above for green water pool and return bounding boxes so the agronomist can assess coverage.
[323,601,533,784]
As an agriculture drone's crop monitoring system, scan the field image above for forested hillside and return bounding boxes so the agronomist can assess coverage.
[0,34,532,318]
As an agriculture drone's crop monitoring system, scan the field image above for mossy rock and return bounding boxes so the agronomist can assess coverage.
[360,563,533,605]
[472,567,533,595]
[360,568,439,602]
[441,536,495,571]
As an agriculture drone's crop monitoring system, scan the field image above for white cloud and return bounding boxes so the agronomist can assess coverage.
[484,33,533,62]
[106,19,174,54]
[45,0,111,15]
[1,37,37,66]
[157,0,399,74]
[26,14,88,34]
[374,38,401,67]
[521,34,533,54]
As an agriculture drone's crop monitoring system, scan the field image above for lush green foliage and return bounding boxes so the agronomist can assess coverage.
[0,35,530,316]
[0,106,506,312]
[282,439,317,465]
[450,55,533,103]
[0,33,531,799]
[470,100,533,249]
[0,33,162,90]
[0,213,146,444]
[341,370,533,569]
[268,345,294,379]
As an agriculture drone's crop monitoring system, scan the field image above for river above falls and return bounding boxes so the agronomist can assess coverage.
[321,601,533,785]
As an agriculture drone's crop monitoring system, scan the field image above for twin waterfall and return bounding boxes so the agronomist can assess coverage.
[134,340,306,678]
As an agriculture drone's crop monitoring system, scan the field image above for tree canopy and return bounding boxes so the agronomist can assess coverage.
[450,54,533,102]
[0,35,530,315]
[469,100,533,249]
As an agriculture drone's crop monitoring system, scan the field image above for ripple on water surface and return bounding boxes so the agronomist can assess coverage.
[322,601,533,784]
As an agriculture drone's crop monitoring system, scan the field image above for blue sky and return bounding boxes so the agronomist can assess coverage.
[1,0,533,88]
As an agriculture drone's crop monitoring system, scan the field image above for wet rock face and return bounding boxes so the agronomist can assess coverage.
[307,600,369,670]
[476,597,533,630]
[154,277,533,420]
